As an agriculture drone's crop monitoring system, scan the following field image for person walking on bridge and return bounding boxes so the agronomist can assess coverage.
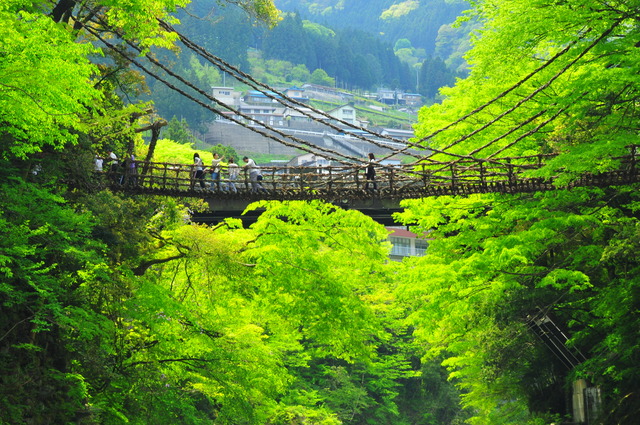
[193,152,206,189]
[210,152,225,191]
[227,157,239,193]
[106,149,119,184]
[365,153,377,191]
[243,156,267,194]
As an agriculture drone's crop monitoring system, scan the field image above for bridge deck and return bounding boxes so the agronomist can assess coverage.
[103,149,640,204]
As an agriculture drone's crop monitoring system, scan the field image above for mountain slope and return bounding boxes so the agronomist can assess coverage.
[273,0,469,55]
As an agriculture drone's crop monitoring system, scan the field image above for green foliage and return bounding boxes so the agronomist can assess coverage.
[22,1,640,425]
[164,116,201,145]
[419,56,459,99]
[414,0,640,175]
[209,143,239,161]
[302,20,336,38]
[259,12,414,90]
[0,178,110,423]
[79,199,433,424]
[398,0,640,421]
[189,53,221,86]
[0,157,466,424]
[291,64,312,83]
[310,68,335,86]
[146,138,204,163]
[434,19,476,73]
[243,200,390,360]
[233,0,281,28]
[381,1,420,20]
[275,0,467,58]
[394,38,414,51]
[394,185,640,423]
[0,2,101,159]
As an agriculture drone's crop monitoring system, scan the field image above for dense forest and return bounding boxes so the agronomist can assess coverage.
[258,13,414,91]
[273,0,468,57]
[3,1,640,425]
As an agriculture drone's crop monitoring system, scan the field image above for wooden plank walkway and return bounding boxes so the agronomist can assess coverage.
[103,148,640,202]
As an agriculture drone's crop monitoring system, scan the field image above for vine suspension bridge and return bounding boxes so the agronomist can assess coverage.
[81,16,640,224]
[103,146,640,224]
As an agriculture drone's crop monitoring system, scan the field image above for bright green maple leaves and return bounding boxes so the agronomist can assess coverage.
[415,0,640,178]
[0,0,280,160]
[0,2,100,158]
[405,3,640,421]
[395,185,640,424]
[104,200,404,423]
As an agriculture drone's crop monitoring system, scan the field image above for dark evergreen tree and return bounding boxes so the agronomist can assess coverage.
[262,13,311,66]
[178,2,253,71]
[419,56,458,98]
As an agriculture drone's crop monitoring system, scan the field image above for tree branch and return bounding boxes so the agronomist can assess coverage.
[132,253,186,276]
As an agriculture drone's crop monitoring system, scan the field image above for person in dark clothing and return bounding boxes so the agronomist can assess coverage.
[193,152,206,189]
[365,153,377,191]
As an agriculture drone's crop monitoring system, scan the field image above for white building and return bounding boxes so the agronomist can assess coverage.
[387,227,428,261]
[328,103,360,126]
[211,86,240,106]
[287,153,330,168]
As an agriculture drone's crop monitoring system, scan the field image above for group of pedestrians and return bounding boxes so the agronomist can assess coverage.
[193,151,379,194]
[95,149,137,185]
[96,148,378,194]
[192,152,266,194]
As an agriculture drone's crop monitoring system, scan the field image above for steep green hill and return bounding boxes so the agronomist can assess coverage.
[273,0,469,56]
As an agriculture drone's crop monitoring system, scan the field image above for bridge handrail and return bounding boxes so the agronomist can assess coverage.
[99,145,638,194]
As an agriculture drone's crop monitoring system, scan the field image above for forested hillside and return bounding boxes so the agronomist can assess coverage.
[146,4,419,130]
[146,0,465,129]
[273,0,468,56]
[258,13,415,91]
[3,0,640,424]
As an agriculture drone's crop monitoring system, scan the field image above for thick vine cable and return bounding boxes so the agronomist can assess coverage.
[486,105,571,160]
[83,22,368,166]
[160,14,594,162]
[376,45,584,165]
[164,16,581,167]
[422,105,561,172]
[81,7,621,174]
[87,14,429,165]
[94,12,544,165]
[157,19,421,153]
[440,22,618,152]
[392,33,588,160]
[405,19,622,170]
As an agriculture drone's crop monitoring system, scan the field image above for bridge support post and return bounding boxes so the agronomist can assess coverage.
[507,159,515,189]
[450,164,456,193]
[479,161,487,192]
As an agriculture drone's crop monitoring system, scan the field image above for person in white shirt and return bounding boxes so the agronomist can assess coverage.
[210,152,225,191]
[193,153,205,189]
[107,150,118,168]
[365,152,377,191]
[242,156,266,193]
[106,150,119,183]
[227,158,240,193]
[94,155,103,172]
